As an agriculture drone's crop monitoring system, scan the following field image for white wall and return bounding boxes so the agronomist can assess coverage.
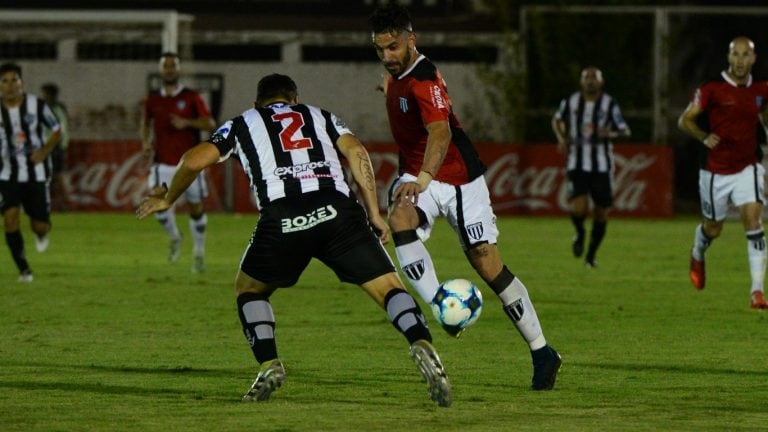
[20,56,510,143]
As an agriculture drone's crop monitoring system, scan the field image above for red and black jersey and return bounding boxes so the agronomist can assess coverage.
[384,55,485,185]
[144,85,212,165]
[691,72,768,174]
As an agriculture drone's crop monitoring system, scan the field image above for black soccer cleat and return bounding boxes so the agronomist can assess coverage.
[572,235,584,258]
[531,345,562,391]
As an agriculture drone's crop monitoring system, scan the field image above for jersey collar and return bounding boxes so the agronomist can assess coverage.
[721,70,752,87]
[397,54,427,80]
[160,83,185,97]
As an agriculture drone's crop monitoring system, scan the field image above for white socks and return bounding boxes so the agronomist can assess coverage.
[155,210,181,241]
[395,240,439,304]
[498,277,546,351]
[189,214,208,257]
[692,224,712,261]
[746,229,766,294]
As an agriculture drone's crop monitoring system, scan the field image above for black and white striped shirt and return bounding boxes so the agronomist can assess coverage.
[553,92,628,173]
[210,102,352,210]
[0,94,61,182]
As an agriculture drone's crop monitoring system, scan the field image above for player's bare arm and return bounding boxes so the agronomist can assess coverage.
[170,114,216,131]
[678,102,720,149]
[136,142,220,220]
[337,133,390,243]
[30,128,61,164]
[552,118,569,154]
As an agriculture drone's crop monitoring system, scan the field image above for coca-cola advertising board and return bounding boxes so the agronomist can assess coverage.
[61,140,673,217]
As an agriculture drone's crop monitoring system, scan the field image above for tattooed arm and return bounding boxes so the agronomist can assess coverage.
[336,133,390,243]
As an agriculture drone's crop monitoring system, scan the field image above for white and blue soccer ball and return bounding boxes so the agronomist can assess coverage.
[430,278,483,334]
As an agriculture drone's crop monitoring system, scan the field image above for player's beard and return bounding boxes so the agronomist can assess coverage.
[163,76,179,86]
[385,49,412,77]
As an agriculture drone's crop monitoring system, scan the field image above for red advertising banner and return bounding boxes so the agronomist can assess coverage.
[60,140,673,217]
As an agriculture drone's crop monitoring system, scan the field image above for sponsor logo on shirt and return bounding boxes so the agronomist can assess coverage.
[274,160,332,177]
[430,85,445,109]
[281,204,338,233]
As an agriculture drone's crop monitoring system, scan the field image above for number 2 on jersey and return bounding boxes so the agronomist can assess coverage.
[271,112,313,151]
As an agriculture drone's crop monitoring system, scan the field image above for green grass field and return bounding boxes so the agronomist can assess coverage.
[1,213,767,431]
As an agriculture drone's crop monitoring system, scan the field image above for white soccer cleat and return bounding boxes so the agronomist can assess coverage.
[18,270,33,283]
[409,339,452,407]
[243,359,286,402]
[35,235,49,253]
[191,255,206,274]
[168,236,182,263]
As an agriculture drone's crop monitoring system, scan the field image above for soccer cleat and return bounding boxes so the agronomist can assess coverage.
[242,359,286,402]
[191,255,206,274]
[572,235,584,257]
[689,255,705,290]
[168,236,182,263]
[18,269,33,283]
[409,339,452,407]
[750,291,768,310]
[440,324,464,339]
[585,259,598,269]
[35,235,49,253]
[531,345,562,391]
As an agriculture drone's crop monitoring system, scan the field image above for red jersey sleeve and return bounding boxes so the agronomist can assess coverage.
[692,85,710,110]
[410,79,451,126]
[190,92,212,119]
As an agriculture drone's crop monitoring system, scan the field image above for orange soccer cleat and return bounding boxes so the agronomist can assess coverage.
[689,255,705,290]
[750,291,768,310]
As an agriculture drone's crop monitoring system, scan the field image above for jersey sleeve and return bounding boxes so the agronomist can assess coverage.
[190,91,212,119]
[553,98,567,121]
[692,85,709,110]
[210,119,236,162]
[609,101,628,131]
[40,101,61,132]
[411,79,451,126]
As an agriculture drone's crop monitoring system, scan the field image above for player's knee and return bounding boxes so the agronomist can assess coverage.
[389,204,418,231]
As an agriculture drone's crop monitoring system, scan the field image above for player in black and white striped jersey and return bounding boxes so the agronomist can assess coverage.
[0,62,62,283]
[137,74,452,407]
[552,67,631,268]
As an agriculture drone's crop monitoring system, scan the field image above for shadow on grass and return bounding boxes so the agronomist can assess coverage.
[577,361,768,377]
[0,361,244,378]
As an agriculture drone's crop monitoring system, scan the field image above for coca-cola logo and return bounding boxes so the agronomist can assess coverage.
[62,152,148,209]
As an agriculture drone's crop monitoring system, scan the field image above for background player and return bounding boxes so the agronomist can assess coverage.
[0,62,62,282]
[137,73,452,407]
[369,3,561,390]
[552,67,631,268]
[140,52,216,273]
[678,36,768,309]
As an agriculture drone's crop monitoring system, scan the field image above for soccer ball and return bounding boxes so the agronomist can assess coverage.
[430,278,483,335]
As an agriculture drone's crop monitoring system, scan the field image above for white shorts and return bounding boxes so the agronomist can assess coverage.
[390,173,499,250]
[699,163,765,221]
[148,163,208,205]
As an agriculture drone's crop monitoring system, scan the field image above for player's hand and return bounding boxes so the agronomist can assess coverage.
[375,74,389,96]
[368,213,391,244]
[702,133,720,149]
[393,182,422,205]
[556,140,569,155]
[170,114,188,130]
[136,183,170,219]
[29,148,47,164]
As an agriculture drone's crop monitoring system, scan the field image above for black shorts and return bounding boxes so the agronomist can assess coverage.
[0,180,51,222]
[240,190,395,287]
[566,170,613,208]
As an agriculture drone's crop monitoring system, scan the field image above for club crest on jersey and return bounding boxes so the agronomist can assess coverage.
[399,97,408,113]
[177,100,186,110]
[24,113,35,124]
[757,96,764,108]
[466,222,484,241]
[281,204,338,233]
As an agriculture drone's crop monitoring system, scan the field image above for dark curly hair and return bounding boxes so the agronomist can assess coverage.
[256,73,298,107]
[368,2,413,35]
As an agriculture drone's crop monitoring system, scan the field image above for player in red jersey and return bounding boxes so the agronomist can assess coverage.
[369,3,560,391]
[140,52,216,273]
[678,36,768,309]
